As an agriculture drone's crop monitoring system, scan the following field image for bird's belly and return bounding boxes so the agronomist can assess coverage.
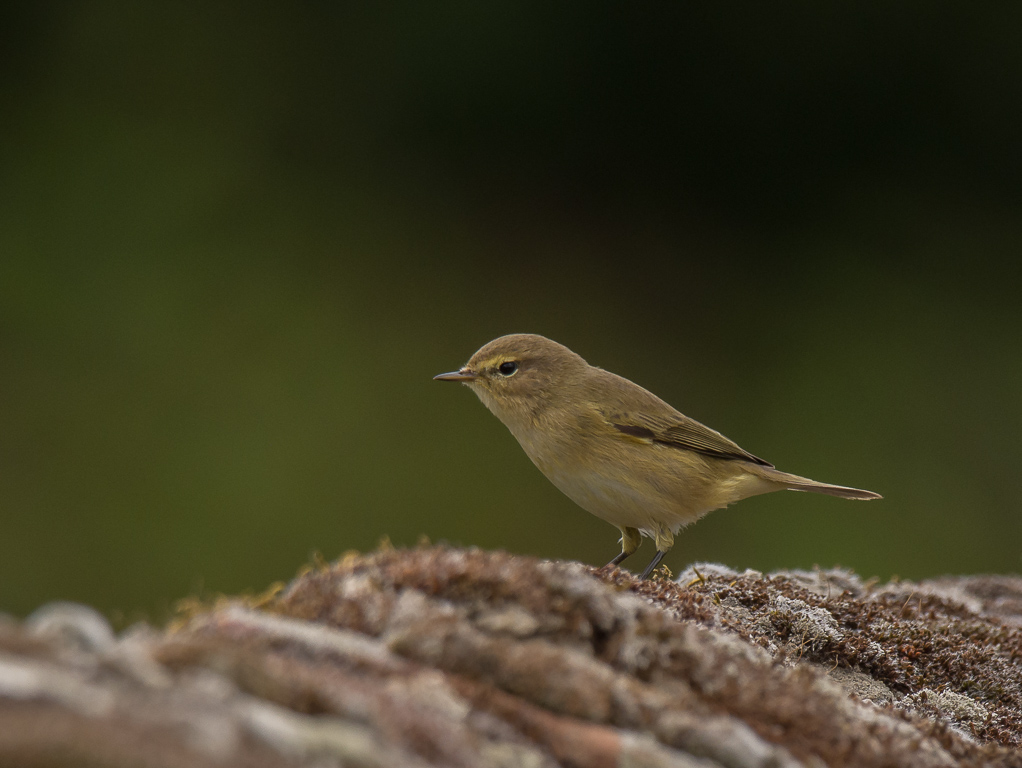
[545,468,673,529]
[540,454,732,533]
[526,440,769,534]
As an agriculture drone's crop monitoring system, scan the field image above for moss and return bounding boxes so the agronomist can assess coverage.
[5,546,1022,767]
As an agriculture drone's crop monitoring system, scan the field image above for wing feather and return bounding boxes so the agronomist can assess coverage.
[605,410,772,467]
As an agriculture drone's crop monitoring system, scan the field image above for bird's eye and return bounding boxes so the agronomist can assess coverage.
[497,361,519,377]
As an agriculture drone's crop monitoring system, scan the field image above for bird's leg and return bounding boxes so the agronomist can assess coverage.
[606,526,641,567]
[639,526,675,580]
[639,551,667,580]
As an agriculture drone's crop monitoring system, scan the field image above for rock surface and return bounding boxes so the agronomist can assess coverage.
[2,546,1022,767]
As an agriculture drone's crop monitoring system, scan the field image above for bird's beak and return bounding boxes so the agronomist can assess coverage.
[434,368,478,382]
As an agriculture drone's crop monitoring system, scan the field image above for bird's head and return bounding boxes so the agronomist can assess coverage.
[434,333,588,422]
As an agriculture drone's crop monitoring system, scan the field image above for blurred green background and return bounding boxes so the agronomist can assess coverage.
[2,4,1021,621]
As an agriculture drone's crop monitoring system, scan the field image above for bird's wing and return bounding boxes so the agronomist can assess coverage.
[602,409,773,467]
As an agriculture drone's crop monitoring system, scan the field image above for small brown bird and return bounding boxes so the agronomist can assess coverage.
[435,334,881,579]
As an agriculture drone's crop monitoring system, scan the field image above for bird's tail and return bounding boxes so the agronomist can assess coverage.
[753,467,882,500]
